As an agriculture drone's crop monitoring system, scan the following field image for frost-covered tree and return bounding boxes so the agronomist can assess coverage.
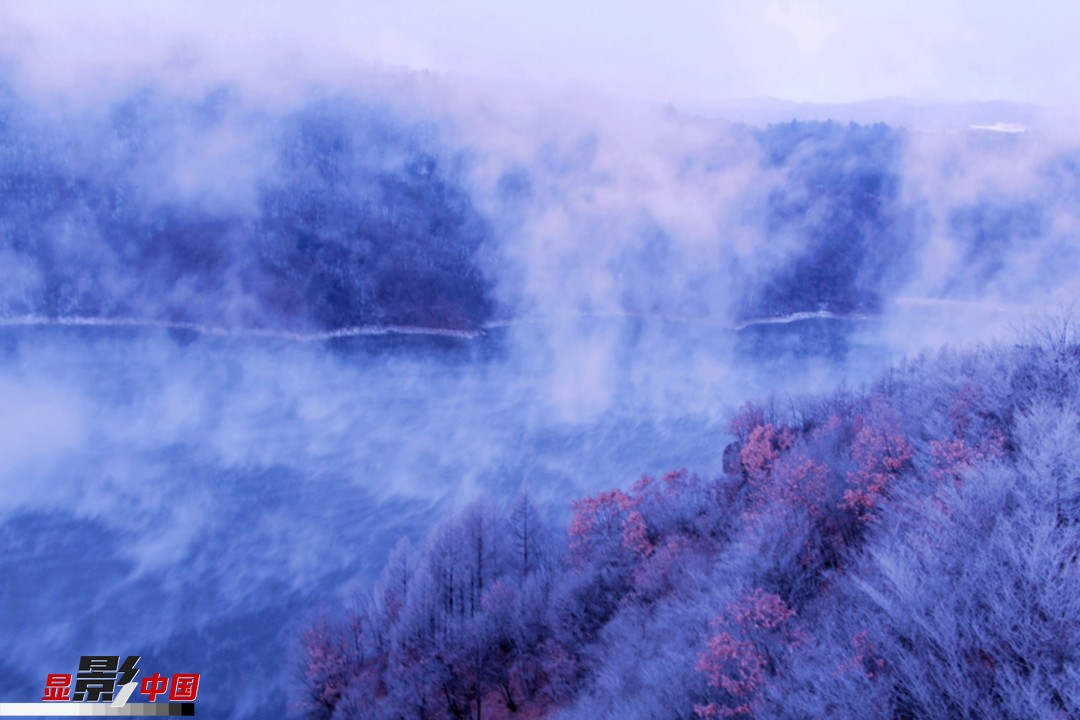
[299,335,1080,720]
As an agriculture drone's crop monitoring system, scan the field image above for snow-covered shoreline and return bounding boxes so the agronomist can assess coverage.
[0,315,484,341]
[0,309,879,343]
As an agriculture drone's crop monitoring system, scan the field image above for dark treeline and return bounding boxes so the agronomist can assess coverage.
[5,78,1080,334]
[0,83,493,332]
[744,121,915,318]
[299,330,1080,719]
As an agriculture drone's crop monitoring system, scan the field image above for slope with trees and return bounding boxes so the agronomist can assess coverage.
[299,330,1080,719]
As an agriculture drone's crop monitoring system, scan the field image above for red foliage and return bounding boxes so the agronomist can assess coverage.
[734,418,829,529]
[747,456,830,523]
[728,403,767,443]
[631,473,657,494]
[929,385,1007,486]
[699,631,763,715]
[930,438,974,486]
[930,432,1006,486]
[622,510,653,557]
[568,478,671,564]
[567,489,637,562]
[632,468,699,505]
[739,424,796,483]
[840,409,912,523]
[694,702,721,719]
[697,589,800,718]
[737,422,806,525]
[725,588,796,630]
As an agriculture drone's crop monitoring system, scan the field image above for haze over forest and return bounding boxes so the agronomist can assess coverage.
[1,3,1079,719]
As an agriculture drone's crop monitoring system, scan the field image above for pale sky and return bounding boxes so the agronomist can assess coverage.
[1,1,1077,108]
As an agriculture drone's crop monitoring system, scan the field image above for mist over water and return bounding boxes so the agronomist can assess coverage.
[0,68,1075,718]
[0,311,1017,717]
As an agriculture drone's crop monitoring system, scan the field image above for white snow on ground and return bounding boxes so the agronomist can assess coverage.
[970,122,1027,133]
[0,315,482,340]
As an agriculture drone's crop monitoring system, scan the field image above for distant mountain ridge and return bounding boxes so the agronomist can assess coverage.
[670,96,1053,131]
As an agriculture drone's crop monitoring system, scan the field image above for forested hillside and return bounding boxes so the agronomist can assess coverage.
[0,84,493,332]
[299,330,1080,719]
[743,121,913,318]
[7,74,1080,336]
